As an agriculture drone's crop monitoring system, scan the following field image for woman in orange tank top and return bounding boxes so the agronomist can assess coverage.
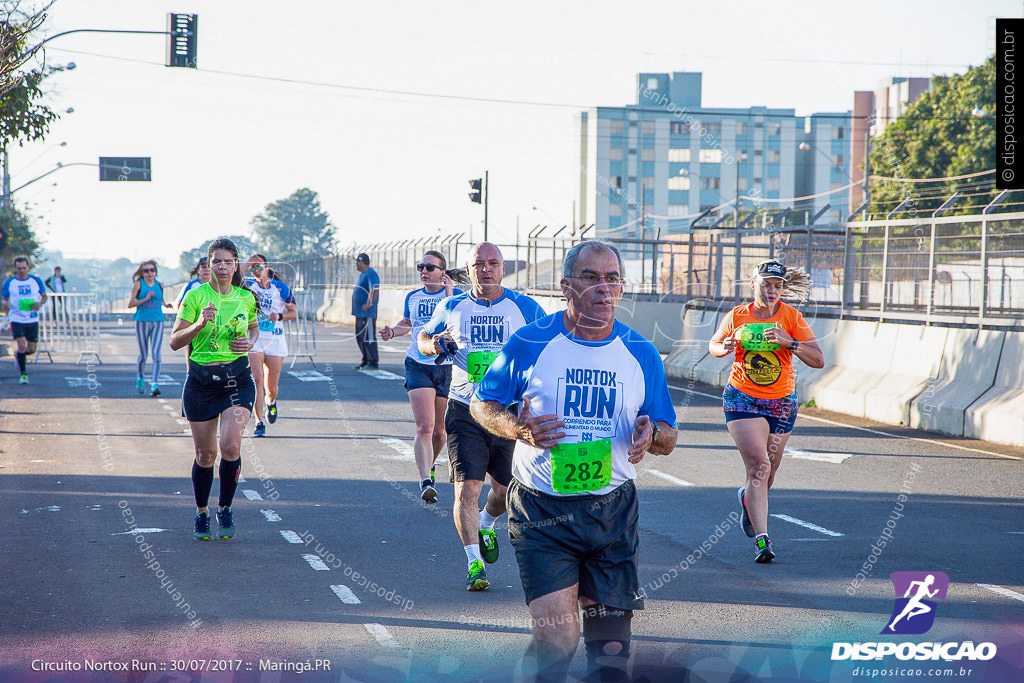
[709,260,825,564]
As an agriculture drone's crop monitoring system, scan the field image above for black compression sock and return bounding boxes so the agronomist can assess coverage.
[191,461,215,509]
[218,459,242,508]
[15,352,26,374]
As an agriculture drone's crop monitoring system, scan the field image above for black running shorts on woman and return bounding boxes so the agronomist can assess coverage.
[182,356,256,422]
[507,477,643,610]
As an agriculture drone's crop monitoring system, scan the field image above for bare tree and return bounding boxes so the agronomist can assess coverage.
[1,1,53,98]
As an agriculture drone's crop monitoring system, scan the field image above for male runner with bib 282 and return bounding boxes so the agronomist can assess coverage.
[472,240,677,682]
[418,242,545,592]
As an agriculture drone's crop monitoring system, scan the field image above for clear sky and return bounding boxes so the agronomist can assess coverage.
[9,0,1013,268]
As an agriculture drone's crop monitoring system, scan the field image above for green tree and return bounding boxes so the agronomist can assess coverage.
[250,188,337,260]
[0,203,41,269]
[868,56,996,217]
[178,234,257,277]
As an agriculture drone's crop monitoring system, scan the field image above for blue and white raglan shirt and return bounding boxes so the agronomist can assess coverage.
[2,274,46,324]
[404,286,463,365]
[475,313,676,497]
[176,279,203,308]
[246,278,295,338]
[421,288,546,405]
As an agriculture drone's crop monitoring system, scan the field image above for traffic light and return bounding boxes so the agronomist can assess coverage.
[468,178,482,204]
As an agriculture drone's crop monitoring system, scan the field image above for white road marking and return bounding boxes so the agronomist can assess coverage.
[241,489,263,501]
[784,448,856,464]
[238,477,247,483]
[645,469,695,487]
[112,528,169,536]
[667,384,1022,461]
[770,513,844,537]
[161,405,175,411]
[302,554,330,571]
[377,438,415,461]
[379,346,405,353]
[287,370,331,382]
[65,377,100,387]
[260,509,282,522]
[331,585,361,604]
[363,623,400,648]
[176,419,188,425]
[280,530,304,544]
[155,374,179,385]
[360,368,404,381]
[977,584,1024,603]
[156,398,167,404]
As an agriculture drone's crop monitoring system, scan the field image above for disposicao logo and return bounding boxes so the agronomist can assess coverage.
[881,571,949,635]
[831,571,997,663]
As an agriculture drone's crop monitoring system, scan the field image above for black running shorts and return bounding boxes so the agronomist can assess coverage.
[10,322,39,343]
[444,399,514,486]
[507,477,643,611]
[182,356,256,423]
[404,356,452,396]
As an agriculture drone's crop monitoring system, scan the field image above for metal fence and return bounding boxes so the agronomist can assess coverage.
[35,293,102,364]
[278,210,1024,330]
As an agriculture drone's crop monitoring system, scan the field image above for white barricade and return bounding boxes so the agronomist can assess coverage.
[288,288,317,368]
[35,293,102,364]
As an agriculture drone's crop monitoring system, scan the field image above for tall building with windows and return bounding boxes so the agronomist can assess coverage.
[578,72,853,236]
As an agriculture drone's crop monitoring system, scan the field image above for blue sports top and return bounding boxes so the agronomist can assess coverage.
[476,313,676,497]
[403,286,463,365]
[133,281,166,322]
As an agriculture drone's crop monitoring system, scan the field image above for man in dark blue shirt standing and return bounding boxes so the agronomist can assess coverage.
[352,252,380,370]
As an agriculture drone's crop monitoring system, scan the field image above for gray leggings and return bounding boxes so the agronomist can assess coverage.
[135,320,164,383]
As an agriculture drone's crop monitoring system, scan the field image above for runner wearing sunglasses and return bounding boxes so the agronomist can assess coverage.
[380,250,462,503]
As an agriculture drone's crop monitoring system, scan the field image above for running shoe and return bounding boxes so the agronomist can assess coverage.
[354,363,367,371]
[267,402,278,424]
[151,384,161,397]
[479,527,499,564]
[216,507,235,540]
[754,535,775,564]
[136,376,145,394]
[19,374,28,385]
[254,421,266,437]
[466,560,489,591]
[430,465,436,486]
[420,478,437,504]
[738,487,755,538]
[193,511,212,541]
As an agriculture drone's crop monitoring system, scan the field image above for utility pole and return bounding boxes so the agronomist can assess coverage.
[1,149,10,210]
[484,170,489,242]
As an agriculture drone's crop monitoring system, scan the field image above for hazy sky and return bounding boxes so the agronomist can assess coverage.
[10,0,1012,268]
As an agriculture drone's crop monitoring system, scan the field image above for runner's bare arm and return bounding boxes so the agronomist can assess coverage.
[470,396,565,449]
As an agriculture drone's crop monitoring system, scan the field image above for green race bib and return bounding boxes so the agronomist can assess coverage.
[550,439,612,493]
[18,299,35,311]
[466,350,498,383]
[739,323,779,351]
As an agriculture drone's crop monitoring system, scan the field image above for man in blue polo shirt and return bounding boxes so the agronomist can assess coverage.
[352,252,380,370]
[472,240,677,682]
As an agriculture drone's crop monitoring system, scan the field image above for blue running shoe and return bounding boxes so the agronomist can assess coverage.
[193,512,212,541]
[217,507,235,540]
[254,421,266,437]
[136,376,145,394]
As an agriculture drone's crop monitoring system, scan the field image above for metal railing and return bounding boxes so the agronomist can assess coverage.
[35,293,102,364]
[284,211,1024,330]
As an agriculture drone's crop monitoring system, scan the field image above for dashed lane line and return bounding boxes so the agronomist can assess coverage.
[770,513,843,537]
[241,489,263,501]
[645,469,695,487]
[331,585,361,605]
[977,584,1024,603]
[363,623,400,648]
[280,530,304,544]
[302,554,330,571]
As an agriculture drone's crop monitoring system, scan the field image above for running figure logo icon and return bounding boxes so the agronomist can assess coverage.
[881,571,949,635]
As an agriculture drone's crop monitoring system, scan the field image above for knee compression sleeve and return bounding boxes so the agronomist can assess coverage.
[582,606,632,681]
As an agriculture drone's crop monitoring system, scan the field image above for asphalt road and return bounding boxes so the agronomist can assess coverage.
[1,321,1021,683]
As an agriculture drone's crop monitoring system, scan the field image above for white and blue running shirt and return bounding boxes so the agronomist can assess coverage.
[421,288,545,405]
[247,278,295,337]
[2,274,46,324]
[403,287,463,365]
[475,313,677,497]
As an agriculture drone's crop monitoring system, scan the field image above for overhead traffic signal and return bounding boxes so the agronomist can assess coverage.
[468,178,482,204]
